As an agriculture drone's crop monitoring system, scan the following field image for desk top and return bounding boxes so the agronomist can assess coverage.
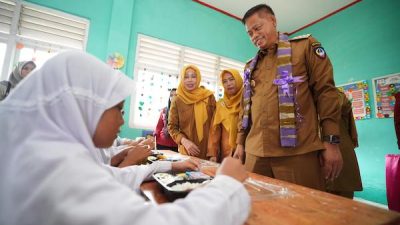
[141,150,400,225]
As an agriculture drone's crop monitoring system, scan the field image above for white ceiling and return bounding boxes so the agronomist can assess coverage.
[194,0,360,34]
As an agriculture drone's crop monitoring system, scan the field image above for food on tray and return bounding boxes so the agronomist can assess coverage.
[169,180,210,192]
[152,171,213,200]
[153,173,175,185]
[148,156,157,161]
[147,153,185,163]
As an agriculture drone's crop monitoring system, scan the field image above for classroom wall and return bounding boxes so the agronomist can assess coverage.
[121,0,256,137]
[24,0,256,138]
[26,0,256,138]
[292,0,400,204]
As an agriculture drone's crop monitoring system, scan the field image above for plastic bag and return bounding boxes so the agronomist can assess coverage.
[386,154,400,212]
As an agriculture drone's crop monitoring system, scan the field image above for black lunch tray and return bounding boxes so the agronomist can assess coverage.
[152,172,213,201]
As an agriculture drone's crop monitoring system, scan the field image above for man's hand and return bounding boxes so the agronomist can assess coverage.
[320,142,343,181]
[233,144,245,163]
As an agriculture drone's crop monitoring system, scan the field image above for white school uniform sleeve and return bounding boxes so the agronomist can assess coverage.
[102,161,171,192]
[5,151,250,225]
[66,156,251,225]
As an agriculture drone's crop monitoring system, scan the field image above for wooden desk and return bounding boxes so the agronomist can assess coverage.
[141,151,400,225]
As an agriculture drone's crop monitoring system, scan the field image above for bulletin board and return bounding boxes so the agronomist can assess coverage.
[372,73,400,118]
[337,80,371,120]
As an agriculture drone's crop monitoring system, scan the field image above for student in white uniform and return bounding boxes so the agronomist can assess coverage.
[0,51,251,225]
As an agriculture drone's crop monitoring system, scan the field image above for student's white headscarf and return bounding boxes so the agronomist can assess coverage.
[0,51,133,163]
[0,50,134,223]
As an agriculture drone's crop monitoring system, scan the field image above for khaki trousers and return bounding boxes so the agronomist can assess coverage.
[245,151,325,191]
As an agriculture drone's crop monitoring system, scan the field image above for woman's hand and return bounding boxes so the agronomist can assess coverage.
[181,137,200,156]
[171,158,200,172]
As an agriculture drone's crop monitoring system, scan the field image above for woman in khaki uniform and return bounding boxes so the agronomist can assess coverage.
[168,65,216,159]
[208,69,243,163]
[326,90,363,198]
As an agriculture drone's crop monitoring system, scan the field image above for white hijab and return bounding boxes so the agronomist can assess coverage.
[0,50,134,224]
[0,50,133,163]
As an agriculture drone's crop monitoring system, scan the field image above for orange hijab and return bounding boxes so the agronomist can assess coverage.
[177,65,213,142]
[213,69,243,148]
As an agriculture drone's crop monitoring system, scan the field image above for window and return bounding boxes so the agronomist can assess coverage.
[0,0,89,80]
[129,34,245,130]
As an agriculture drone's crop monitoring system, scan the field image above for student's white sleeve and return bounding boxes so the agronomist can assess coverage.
[21,153,251,225]
[110,174,251,225]
[102,161,171,191]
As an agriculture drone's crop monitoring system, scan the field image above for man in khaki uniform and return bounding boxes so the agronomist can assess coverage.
[233,4,343,190]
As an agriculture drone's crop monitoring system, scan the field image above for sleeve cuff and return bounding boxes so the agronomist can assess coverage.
[321,119,339,137]
[176,133,185,144]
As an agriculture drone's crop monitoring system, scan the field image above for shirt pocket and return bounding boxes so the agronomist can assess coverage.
[292,57,307,78]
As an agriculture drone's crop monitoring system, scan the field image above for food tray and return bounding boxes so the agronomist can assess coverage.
[153,172,213,201]
[147,151,188,163]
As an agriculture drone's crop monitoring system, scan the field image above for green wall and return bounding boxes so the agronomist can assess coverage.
[122,0,256,137]
[25,0,256,138]
[292,0,400,204]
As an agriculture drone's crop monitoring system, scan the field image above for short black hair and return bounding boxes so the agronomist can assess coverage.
[241,4,275,24]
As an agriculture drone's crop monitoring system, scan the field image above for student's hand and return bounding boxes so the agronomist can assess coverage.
[209,157,217,162]
[216,157,248,182]
[118,145,152,167]
[320,143,343,181]
[233,144,245,163]
[181,137,200,156]
[110,148,130,167]
[140,138,155,149]
[123,140,136,146]
[171,158,200,172]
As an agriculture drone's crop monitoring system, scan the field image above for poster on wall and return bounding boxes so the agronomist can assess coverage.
[372,73,400,118]
[337,80,371,120]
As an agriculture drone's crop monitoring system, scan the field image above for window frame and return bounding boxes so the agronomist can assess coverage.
[0,0,89,80]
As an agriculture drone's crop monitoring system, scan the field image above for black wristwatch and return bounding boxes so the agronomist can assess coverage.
[322,135,340,144]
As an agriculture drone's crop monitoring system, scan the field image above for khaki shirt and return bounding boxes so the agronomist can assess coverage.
[168,95,216,159]
[207,110,235,161]
[237,35,340,157]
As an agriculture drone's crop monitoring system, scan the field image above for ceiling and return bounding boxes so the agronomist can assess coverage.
[193,0,361,35]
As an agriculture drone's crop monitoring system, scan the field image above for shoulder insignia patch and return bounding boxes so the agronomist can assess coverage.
[314,47,326,59]
[289,34,311,41]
